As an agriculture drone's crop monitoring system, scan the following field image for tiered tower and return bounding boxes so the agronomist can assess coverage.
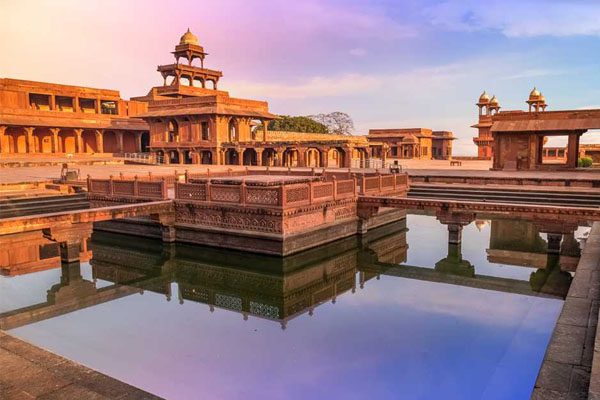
[472,91,499,159]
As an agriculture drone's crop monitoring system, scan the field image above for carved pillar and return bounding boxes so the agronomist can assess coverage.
[50,128,60,153]
[74,129,83,153]
[116,131,124,152]
[25,127,35,153]
[256,149,263,166]
[275,149,284,167]
[296,148,306,167]
[262,120,268,142]
[95,129,104,153]
[0,125,6,154]
[547,233,562,255]
[447,224,463,245]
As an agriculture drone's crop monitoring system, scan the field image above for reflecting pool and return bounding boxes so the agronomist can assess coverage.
[0,213,581,399]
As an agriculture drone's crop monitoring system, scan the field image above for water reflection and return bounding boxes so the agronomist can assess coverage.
[0,213,585,399]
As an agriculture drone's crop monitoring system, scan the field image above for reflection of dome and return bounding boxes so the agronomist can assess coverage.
[489,95,499,106]
[529,87,541,100]
[479,91,490,103]
[475,219,489,231]
[180,28,199,45]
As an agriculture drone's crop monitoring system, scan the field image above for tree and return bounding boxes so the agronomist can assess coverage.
[308,112,354,135]
[265,115,329,133]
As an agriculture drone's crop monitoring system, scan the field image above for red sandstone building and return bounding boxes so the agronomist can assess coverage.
[0,29,454,166]
[0,79,149,155]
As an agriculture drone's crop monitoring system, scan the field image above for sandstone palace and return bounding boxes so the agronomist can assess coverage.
[0,29,454,166]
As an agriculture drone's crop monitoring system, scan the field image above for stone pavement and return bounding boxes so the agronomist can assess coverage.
[0,331,162,399]
[533,222,600,399]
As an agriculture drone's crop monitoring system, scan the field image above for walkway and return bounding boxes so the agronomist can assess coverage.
[0,331,161,399]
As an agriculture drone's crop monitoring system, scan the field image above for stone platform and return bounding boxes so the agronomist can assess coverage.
[0,331,161,399]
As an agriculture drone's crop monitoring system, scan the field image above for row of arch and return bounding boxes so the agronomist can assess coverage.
[0,126,149,154]
[163,74,218,90]
[155,146,370,167]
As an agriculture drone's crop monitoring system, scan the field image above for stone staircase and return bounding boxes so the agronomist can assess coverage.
[408,184,600,208]
[0,193,90,218]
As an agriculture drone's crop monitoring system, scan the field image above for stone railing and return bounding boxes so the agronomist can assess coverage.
[87,176,168,200]
[174,177,358,208]
[358,173,408,196]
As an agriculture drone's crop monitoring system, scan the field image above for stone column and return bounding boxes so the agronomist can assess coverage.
[297,147,306,167]
[25,127,35,153]
[74,129,83,153]
[262,121,268,141]
[50,128,60,153]
[275,149,284,167]
[256,149,263,167]
[95,129,104,153]
[447,224,463,245]
[547,233,562,255]
[0,125,6,154]
[116,131,124,153]
[135,132,143,152]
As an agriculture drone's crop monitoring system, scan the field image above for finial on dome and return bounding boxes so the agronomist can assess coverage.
[479,91,490,103]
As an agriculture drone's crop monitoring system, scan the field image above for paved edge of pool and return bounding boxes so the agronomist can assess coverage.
[533,221,600,399]
[0,331,164,399]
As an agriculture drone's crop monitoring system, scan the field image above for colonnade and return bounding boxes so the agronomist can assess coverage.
[154,145,371,167]
[0,125,148,154]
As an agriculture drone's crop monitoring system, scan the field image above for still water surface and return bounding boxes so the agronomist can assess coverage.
[0,214,576,399]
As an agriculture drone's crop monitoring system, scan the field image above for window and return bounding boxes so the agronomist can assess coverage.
[29,93,51,110]
[168,120,179,142]
[100,100,118,115]
[79,98,96,113]
[56,96,75,112]
[201,121,209,140]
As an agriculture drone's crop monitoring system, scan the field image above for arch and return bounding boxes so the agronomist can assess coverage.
[183,150,193,164]
[168,150,180,164]
[200,150,213,165]
[168,119,179,142]
[327,147,346,168]
[243,148,258,166]
[140,132,150,152]
[103,131,119,153]
[228,118,238,142]
[33,127,53,153]
[81,131,98,153]
[59,129,76,153]
[261,148,276,166]
[180,75,192,86]
[6,127,27,154]
[225,149,239,165]
[305,148,322,168]
[193,77,205,88]
[206,79,217,90]
[283,148,299,167]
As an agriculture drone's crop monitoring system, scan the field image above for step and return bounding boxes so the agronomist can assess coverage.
[408,186,600,200]
[408,189,600,204]
[0,193,87,207]
[0,202,90,218]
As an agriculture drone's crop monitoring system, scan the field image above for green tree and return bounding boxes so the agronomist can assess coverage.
[265,115,329,133]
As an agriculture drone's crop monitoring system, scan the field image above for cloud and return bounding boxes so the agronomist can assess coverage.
[424,0,600,37]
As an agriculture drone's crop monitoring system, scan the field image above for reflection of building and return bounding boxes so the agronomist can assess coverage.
[0,79,149,155]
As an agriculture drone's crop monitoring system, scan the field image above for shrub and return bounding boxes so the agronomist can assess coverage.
[578,157,593,168]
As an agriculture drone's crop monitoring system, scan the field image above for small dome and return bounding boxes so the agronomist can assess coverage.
[529,87,541,100]
[479,91,490,103]
[179,28,199,45]
[489,95,499,106]
[539,93,546,103]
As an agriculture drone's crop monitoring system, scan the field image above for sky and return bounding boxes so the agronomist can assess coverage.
[1,0,600,155]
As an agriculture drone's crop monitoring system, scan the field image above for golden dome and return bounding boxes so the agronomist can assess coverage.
[539,93,546,103]
[489,95,499,106]
[479,91,490,103]
[179,28,199,46]
[529,87,541,100]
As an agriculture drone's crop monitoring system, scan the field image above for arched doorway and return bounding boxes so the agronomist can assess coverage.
[225,149,239,165]
[228,118,238,142]
[305,148,321,168]
[183,150,193,164]
[82,131,98,153]
[243,148,257,166]
[327,147,347,168]
[34,128,53,153]
[103,131,119,153]
[261,148,276,166]
[283,148,298,167]
[169,150,180,164]
[200,150,213,165]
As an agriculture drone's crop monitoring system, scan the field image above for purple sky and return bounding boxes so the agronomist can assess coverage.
[2,0,600,154]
